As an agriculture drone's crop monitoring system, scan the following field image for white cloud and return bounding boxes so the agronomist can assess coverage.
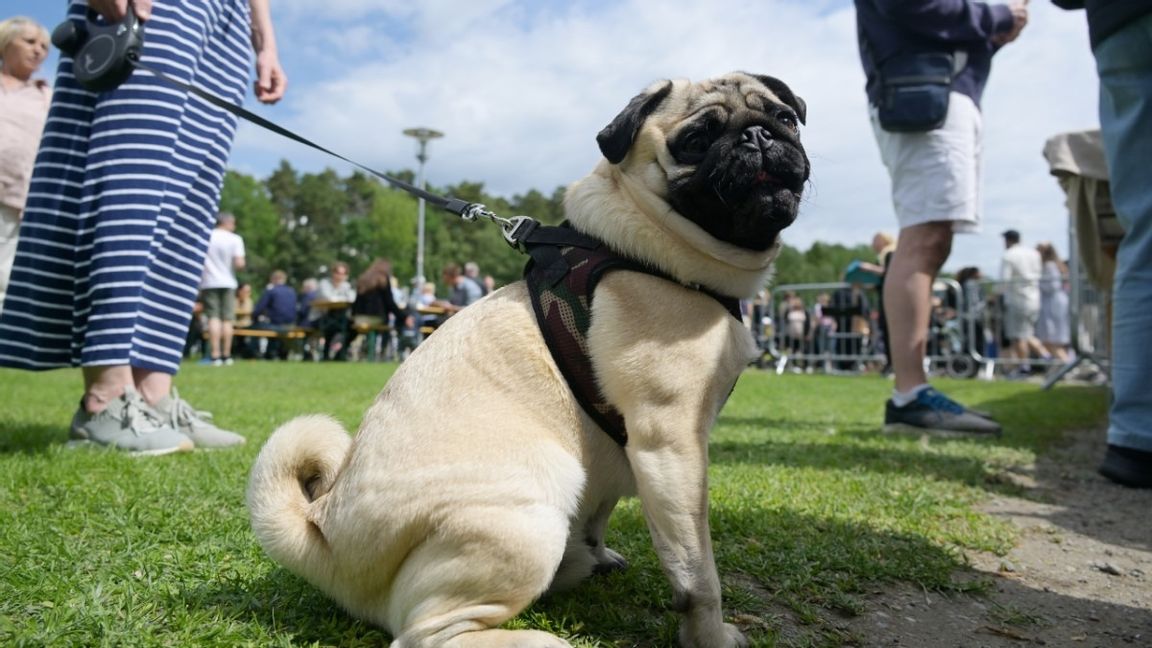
[230,0,1100,277]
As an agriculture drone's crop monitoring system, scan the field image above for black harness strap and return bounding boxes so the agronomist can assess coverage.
[522,223,742,446]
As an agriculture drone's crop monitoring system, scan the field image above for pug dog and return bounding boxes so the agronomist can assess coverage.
[248,71,808,648]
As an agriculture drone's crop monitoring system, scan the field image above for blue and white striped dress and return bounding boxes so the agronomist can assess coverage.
[0,1,252,375]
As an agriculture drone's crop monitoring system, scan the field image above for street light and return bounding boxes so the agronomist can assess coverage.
[402,127,444,288]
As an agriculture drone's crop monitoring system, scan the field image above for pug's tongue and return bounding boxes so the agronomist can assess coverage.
[755,170,783,187]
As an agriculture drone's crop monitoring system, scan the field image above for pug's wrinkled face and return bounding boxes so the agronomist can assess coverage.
[597,72,810,252]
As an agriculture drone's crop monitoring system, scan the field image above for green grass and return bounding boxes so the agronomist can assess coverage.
[0,364,1107,647]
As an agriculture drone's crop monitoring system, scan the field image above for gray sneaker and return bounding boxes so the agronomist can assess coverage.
[69,387,194,456]
[152,390,245,448]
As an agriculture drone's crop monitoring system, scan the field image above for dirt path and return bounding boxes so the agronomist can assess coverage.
[844,428,1152,647]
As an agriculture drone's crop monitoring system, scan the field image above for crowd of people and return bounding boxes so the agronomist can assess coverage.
[184,244,492,364]
[760,229,1076,381]
[0,2,1147,485]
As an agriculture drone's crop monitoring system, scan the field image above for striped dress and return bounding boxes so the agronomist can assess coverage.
[0,1,252,375]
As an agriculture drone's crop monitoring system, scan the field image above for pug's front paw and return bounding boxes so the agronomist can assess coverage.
[678,620,748,648]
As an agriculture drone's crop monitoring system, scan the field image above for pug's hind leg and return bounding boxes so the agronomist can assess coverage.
[585,497,628,575]
[391,505,571,648]
[547,497,627,594]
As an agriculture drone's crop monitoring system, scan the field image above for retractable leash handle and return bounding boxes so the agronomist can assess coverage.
[51,4,144,92]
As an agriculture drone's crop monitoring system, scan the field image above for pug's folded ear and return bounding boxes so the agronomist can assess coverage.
[596,80,673,164]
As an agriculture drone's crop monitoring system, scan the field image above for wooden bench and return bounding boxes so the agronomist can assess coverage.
[232,327,313,340]
[223,327,317,360]
[350,322,393,362]
[350,322,439,361]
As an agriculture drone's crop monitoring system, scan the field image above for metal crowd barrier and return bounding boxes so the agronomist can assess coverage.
[752,273,1108,383]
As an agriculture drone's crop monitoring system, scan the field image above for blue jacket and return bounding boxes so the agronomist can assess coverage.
[1052,0,1152,49]
[253,283,298,326]
[855,0,1017,110]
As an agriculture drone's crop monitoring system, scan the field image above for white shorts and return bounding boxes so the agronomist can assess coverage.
[870,92,983,233]
[1004,302,1040,342]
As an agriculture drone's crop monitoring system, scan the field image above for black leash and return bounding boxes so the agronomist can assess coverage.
[53,5,548,248]
[131,56,547,247]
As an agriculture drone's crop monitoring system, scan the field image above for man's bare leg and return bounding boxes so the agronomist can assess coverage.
[884,222,953,393]
[208,317,223,360]
[221,320,235,360]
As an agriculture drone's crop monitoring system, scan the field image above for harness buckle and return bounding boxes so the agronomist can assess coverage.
[502,216,539,252]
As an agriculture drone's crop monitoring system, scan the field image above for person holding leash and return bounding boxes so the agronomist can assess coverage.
[0,0,286,454]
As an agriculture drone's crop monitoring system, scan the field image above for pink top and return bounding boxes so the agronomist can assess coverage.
[0,78,52,211]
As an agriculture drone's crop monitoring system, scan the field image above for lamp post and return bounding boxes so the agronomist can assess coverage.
[402,127,444,287]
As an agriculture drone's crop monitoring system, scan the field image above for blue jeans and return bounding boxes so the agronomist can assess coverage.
[1096,14,1152,452]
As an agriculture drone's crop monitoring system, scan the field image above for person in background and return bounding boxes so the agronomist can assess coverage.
[0,16,51,315]
[415,281,440,328]
[1053,0,1152,488]
[953,266,988,359]
[313,261,356,361]
[250,270,297,360]
[434,263,483,317]
[854,231,897,373]
[198,212,245,366]
[184,297,205,359]
[232,281,254,359]
[349,258,413,358]
[296,277,318,327]
[0,0,285,454]
[811,292,837,367]
[1035,242,1071,363]
[854,0,1027,436]
[294,277,319,360]
[1000,229,1048,376]
[463,261,488,297]
[234,282,254,328]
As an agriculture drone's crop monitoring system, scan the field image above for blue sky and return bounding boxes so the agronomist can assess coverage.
[16,1,1100,277]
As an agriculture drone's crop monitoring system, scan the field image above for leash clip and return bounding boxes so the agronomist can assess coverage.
[459,202,495,222]
[455,203,538,253]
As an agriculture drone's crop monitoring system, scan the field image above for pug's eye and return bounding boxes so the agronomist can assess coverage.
[672,129,713,164]
[680,132,709,155]
[776,111,799,133]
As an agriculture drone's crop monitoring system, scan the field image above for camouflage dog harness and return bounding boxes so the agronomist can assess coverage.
[522,222,742,446]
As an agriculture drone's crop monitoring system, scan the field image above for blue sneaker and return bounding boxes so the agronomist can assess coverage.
[884,387,1002,437]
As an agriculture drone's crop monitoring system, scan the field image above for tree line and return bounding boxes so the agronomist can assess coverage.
[220,162,874,293]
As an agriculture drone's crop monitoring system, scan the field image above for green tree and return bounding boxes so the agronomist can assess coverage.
[345,182,419,281]
[224,159,880,299]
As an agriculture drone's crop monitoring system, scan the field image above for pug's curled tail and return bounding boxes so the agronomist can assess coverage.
[247,414,352,584]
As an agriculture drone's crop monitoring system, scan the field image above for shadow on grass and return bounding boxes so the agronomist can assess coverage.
[724,382,1105,445]
[0,421,67,454]
[710,434,1002,490]
[178,506,989,647]
[716,383,1107,486]
[179,569,392,647]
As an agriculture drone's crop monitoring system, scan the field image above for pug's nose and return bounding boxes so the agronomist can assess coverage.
[741,125,775,151]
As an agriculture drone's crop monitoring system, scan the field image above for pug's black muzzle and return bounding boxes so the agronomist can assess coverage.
[669,125,809,252]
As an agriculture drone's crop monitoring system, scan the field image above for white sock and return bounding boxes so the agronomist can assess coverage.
[892,384,931,408]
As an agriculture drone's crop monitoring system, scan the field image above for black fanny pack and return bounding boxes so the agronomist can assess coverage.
[877,51,955,133]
